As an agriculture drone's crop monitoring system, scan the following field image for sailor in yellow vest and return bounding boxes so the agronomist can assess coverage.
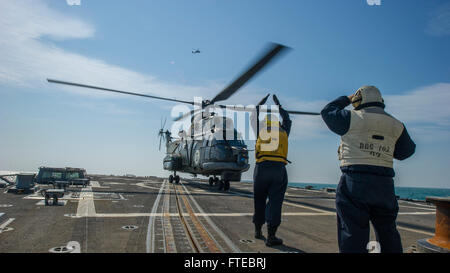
[252,94,291,247]
[321,86,416,253]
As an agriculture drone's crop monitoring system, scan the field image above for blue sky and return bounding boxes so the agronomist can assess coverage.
[0,0,449,188]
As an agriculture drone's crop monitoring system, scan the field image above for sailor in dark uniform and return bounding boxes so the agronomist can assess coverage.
[252,95,292,247]
[321,86,416,253]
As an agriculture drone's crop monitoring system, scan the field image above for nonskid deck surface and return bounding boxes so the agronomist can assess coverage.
[0,176,436,253]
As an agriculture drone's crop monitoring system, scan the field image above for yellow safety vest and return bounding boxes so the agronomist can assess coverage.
[255,121,289,164]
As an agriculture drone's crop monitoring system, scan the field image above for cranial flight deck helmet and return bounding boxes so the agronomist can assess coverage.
[351,85,385,110]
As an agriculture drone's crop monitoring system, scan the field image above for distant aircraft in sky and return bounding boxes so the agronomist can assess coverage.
[192,49,201,54]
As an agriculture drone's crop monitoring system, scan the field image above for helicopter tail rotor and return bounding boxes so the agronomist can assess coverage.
[158,117,171,151]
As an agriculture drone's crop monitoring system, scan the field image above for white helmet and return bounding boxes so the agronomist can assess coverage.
[351,85,385,110]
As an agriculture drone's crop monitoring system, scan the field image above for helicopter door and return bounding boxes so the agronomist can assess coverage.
[192,141,202,168]
[181,141,189,166]
[202,139,209,163]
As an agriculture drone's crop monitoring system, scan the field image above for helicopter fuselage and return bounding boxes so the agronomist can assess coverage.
[163,115,249,183]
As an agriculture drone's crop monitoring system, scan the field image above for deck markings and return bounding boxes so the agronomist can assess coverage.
[229,189,332,214]
[283,201,332,214]
[84,211,434,218]
[182,183,241,253]
[146,179,166,253]
[398,212,435,215]
[398,204,436,211]
[87,212,334,217]
[71,179,438,248]
[397,226,435,236]
[400,200,436,208]
[176,183,223,253]
[75,186,95,253]
[0,218,15,233]
[162,183,177,252]
[76,186,96,217]
[90,181,109,188]
[136,182,165,191]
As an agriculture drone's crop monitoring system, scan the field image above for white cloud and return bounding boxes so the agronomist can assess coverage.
[279,97,329,140]
[384,83,450,142]
[1,1,448,143]
[385,83,450,127]
[295,83,450,142]
[0,0,217,102]
[0,0,93,41]
[289,115,329,141]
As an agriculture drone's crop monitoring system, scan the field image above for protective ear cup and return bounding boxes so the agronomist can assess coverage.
[351,90,362,108]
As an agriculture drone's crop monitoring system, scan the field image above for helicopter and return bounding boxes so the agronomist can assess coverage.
[47,43,320,191]
[192,49,201,54]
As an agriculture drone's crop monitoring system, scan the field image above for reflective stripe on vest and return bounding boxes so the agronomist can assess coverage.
[255,125,289,164]
[339,108,404,168]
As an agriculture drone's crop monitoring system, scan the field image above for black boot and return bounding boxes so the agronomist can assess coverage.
[266,225,283,246]
[254,224,264,240]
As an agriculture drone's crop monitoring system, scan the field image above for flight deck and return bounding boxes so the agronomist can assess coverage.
[0,175,436,253]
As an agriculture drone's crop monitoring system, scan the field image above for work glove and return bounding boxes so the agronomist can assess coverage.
[257,93,270,106]
[272,94,281,107]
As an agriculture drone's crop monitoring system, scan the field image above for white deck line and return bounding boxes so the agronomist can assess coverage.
[398,212,435,215]
[398,204,436,211]
[0,218,15,232]
[146,180,166,253]
[91,212,330,217]
[84,211,434,218]
[397,226,435,236]
[229,190,332,213]
[76,186,96,217]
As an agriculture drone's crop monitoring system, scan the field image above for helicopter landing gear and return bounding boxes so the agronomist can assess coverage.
[169,173,180,184]
[223,180,230,191]
[216,179,230,191]
[209,176,219,187]
[216,179,224,191]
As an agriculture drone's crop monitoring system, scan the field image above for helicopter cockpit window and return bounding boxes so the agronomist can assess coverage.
[214,129,245,147]
[167,143,180,154]
[216,139,245,147]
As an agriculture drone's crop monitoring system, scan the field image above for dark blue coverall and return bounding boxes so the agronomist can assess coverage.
[321,96,416,253]
[252,108,292,229]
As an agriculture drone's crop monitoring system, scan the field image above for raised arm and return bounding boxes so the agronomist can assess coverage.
[394,125,416,160]
[321,96,352,136]
[279,106,292,137]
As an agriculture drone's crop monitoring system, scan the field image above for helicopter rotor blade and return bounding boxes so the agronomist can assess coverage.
[47,79,195,105]
[285,110,320,116]
[210,43,290,104]
[209,104,320,116]
[162,117,167,129]
[173,108,203,122]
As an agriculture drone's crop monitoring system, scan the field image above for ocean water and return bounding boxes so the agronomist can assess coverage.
[288,182,450,201]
